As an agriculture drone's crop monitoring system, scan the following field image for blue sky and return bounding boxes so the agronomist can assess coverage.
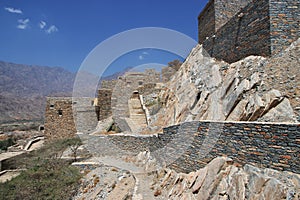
[0,0,208,74]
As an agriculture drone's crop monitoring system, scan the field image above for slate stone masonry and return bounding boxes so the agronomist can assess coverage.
[270,0,300,55]
[198,0,252,44]
[199,0,299,63]
[107,121,300,174]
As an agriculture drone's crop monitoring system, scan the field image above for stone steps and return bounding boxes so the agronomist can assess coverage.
[127,95,147,133]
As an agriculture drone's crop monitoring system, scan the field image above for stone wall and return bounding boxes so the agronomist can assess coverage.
[145,69,161,83]
[270,0,300,55]
[44,97,76,140]
[198,0,252,44]
[123,70,160,85]
[97,69,162,124]
[73,97,98,133]
[98,89,113,121]
[101,80,117,90]
[45,97,99,138]
[198,0,215,44]
[214,0,252,31]
[198,0,299,63]
[107,121,300,174]
[137,83,158,95]
[203,0,271,63]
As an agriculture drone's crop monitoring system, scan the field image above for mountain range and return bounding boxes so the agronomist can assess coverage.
[0,61,76,123]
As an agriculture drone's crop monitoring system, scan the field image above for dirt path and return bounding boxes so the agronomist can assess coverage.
[73,134,167,199]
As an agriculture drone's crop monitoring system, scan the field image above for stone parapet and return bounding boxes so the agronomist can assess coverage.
[103,121,300,174]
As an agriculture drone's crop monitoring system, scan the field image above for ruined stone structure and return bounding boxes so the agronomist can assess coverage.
[43,3,300,183]
[124,69,161,85]
[44,97,98,139]
[44,97,76,140]
[98,69,164,122]
[73,97,98,133]
[44,68,168,138]
[100,80,118,90]
[199,0,299,63]
[97,89,113,121]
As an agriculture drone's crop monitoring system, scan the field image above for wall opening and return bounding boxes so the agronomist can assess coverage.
[58,109,63,116]
[39,125,45,131]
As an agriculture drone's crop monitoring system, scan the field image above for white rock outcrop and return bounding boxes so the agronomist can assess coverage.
[150,39,300,129]
[151,157,300,200]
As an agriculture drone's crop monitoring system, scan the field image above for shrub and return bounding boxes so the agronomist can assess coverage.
[0,137,16,151]
[0,137,82,200]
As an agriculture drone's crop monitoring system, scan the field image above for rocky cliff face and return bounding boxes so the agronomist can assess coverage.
[150,39,299,129]
[149,156,300,200]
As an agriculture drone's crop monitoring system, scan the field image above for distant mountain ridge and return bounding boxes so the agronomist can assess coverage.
[0,61,133,123]
[0,61,76,123]
[0,61,75,98]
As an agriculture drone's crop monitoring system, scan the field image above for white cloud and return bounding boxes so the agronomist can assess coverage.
[139,51,149,60]
[39,21,46,29]
[4,7,23,14]
[17,18,29,29]
[45,25,58,34]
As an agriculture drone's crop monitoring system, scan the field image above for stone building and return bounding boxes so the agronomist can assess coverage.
[97,69,162,121]
[100,80,118,90]
[44,97,77,140]
[199,0,299,63]
[44,69,164,139]
[73,97,98,133]
[44,97,98,139]
[122,69,161,86]
[97,89,113,121]
[93,68,175,133]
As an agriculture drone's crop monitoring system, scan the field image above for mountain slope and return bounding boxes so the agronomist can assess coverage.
[0,61,76,123]
[0,61,75,98]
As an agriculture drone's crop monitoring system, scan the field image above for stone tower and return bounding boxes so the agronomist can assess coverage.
[44,97,76,140]
[198,0,299,63]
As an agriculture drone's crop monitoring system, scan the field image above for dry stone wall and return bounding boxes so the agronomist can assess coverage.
[98,89,113,121]
[45,97,99,138]
[270,0,300,55]
[44,97,76,140]
[107,121,300,174]
[203,0,271,63]
[214,0,252,31]
[199,0,299,63]
[198,0,215,44]
[100,80,117,90]
[98,69,162,125]
[73,97,98,133]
